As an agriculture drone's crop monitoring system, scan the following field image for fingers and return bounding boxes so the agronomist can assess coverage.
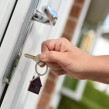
[41,39,61,52]
[39,51,68,66]
[41,38,72,53]
[47,62,62,70]
[40,38,73,76]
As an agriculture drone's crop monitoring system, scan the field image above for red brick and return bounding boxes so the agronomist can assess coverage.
[64,17,77,36]
[37,71,58,109]
[38,92,51,109]
[75,0,85,4]
[62,33,72,41]
[44,77,57,93]
[70,4,82,18]
[49,71,58,79]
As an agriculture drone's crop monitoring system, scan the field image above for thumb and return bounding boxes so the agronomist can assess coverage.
[39,51,66,65]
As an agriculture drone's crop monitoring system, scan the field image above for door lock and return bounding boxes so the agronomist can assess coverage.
[32,6,58,26]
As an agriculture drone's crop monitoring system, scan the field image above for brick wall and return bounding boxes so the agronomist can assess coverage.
[37,0,85,109]
[37,71,58,109]
[62,0,85,40]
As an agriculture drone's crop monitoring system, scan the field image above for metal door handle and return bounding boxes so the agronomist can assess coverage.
[32,6,58,26]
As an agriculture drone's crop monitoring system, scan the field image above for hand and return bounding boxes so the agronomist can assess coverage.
[39,38,92,79]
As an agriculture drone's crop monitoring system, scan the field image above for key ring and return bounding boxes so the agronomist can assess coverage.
[35,61,48,76]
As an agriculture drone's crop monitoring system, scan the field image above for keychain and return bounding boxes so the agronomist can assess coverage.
[24,54,48,94]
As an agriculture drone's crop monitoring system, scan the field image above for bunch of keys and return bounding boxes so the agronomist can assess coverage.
[24,53,48,94]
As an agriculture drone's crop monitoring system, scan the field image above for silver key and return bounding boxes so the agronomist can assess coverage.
[24,54,39,62]
[24,53,45,67]
[24,53,48,76]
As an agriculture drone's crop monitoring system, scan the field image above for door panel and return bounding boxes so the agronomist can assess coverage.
[0,0,39,108]
[0,0,17,44]
[0,0,63,108]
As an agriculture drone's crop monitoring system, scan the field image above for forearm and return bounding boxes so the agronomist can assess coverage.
[84,55,109,83]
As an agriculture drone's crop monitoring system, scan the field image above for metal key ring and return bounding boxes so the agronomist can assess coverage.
[35,61,48,76]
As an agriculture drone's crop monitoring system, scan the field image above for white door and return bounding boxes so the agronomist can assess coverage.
[0,0,40,108]
[0,0,67,109]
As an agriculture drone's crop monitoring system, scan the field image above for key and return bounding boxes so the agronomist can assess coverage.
[24,53,45,67]
[28,76,42,94]
[24,54,39,62]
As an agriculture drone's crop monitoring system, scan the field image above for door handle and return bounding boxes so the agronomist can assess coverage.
[32,6,58,26]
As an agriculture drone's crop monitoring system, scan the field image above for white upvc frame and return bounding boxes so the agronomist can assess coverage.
[0,0,16,42]
[0,0,17,100]
[0,0,40,108]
